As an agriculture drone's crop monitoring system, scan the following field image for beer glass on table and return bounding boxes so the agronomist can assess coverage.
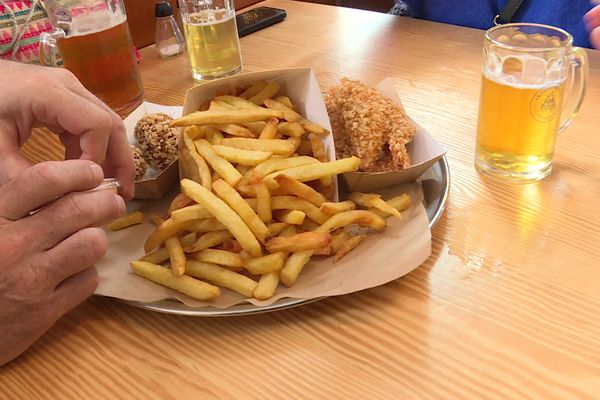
[40,0,144,117]
[475,23,588,183]
[178,0,242,81]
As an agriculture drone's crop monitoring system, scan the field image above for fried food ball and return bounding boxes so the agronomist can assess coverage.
[134,113,179,170]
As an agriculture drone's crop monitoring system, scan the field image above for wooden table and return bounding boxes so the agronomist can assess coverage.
[5,1,600,398]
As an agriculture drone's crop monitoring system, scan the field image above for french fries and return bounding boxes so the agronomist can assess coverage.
[131,261,220,301]
[181,179,262,257]
[133,79,403,302]
[245,252,286,275]
[106,211,144,231]
[186,260,257,298]
[274,174,326,206]
[193,249,244,269]
[212,145,272,166]
[166,236,186,276]
[348,192,402,218]
[266,232,331,253]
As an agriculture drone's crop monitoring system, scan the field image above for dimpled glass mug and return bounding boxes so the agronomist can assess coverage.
[475,23,588,183]
[40,0,144,117]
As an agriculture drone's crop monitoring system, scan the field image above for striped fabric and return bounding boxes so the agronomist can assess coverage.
[0,0,52,64]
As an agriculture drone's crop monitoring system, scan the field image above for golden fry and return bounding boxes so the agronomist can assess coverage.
[245,252,286,275]
[186,260,257,298]
[274,175,326,206]
[183,125,204,140]
[320,200,356,215]
[181,179,262,257]
[300,120,329,135]
[317,210,386,233]
[171,204,213,223]
[254,182,272,224]
[277,122,305,138]
[270,196,328,224]
[172,108,283,126]
[309,134,327,162]
[280,251,312,287]
[168,193,194,215]
[275,96,294,109]
[211,145,272,166]
[266,232,331,253]
[331,230,352,254]
[244,121,267,135]
[368,194,411,218]
[130,261,220,301]
[267,222,289,236]
[141,233,196,264]
[273,210,305,225]
[248,81,280,105]
[349,192,401,218]
[211,123,254,138]
[194,139,242,186]
[147,213,165,227]
[220,138,295,155]
[240,80,267,99]
[165,236,186,276]
[263,157,360,189]
[263,98,302,122]
[185,218,227,233]
[190,152,212,189]
[252,156,319,179]
[212,179,270,244]
[184,230,232,253]
[222,238,243,253]
[258,117,279,139]
[106,211,144,231]
[215,95,260,110]
[334,234,367,263]
[193,249,244,269]
[253,272,280,300]
[204,126,224,145]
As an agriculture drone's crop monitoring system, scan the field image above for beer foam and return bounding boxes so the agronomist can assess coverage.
[483,54,565,89]
[187,9,235,26]
[69,9,126,36]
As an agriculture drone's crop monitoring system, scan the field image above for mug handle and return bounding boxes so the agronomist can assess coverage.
[559,47,588,133]
[39,28,66,67]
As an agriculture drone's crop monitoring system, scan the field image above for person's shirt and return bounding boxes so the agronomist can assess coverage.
[401,0,594,48]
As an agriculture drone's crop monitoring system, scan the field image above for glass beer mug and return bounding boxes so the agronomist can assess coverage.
[40,0,144,116]
[475,23,588,183]
[179,0,243,81]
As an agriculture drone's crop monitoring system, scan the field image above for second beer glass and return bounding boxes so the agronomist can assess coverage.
[179,0,242,80]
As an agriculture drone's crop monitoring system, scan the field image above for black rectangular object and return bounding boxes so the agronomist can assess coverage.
[236,6,287,38]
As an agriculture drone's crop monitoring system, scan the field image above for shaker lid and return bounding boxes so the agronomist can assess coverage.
[155,1,174,17]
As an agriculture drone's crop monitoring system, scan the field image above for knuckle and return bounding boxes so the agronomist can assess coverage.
[54,67,77,82]
[30,162,62,187]
[60,193,92,221]
[83,228,108,261]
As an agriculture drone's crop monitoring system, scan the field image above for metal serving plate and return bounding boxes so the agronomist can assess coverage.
[125,155,450,317]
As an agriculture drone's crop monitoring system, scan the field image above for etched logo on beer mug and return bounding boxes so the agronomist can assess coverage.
[475,24,588,183]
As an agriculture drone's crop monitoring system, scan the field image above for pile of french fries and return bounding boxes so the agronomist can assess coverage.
[129,80,411,302]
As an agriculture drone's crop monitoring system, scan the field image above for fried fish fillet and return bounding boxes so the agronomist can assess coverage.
[325,78,416,172]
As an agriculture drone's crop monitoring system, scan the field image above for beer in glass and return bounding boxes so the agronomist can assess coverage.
[40,0,144,117]
[179,0,242,80]
[475,24,587,182]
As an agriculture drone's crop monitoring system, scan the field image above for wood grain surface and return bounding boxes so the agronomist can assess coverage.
[6,1,600,398]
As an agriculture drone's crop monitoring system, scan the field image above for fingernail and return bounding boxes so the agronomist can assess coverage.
[114,194,126,214]
[90,163,104,182]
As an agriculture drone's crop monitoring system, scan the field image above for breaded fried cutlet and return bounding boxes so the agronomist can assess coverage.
[324,78,416,172]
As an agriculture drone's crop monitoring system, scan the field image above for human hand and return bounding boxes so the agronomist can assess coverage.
[584,5,600,49]
[0,60,135,199]
[0,160,125,366]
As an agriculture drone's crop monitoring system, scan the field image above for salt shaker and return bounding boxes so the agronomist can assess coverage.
[155,0,185,58]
